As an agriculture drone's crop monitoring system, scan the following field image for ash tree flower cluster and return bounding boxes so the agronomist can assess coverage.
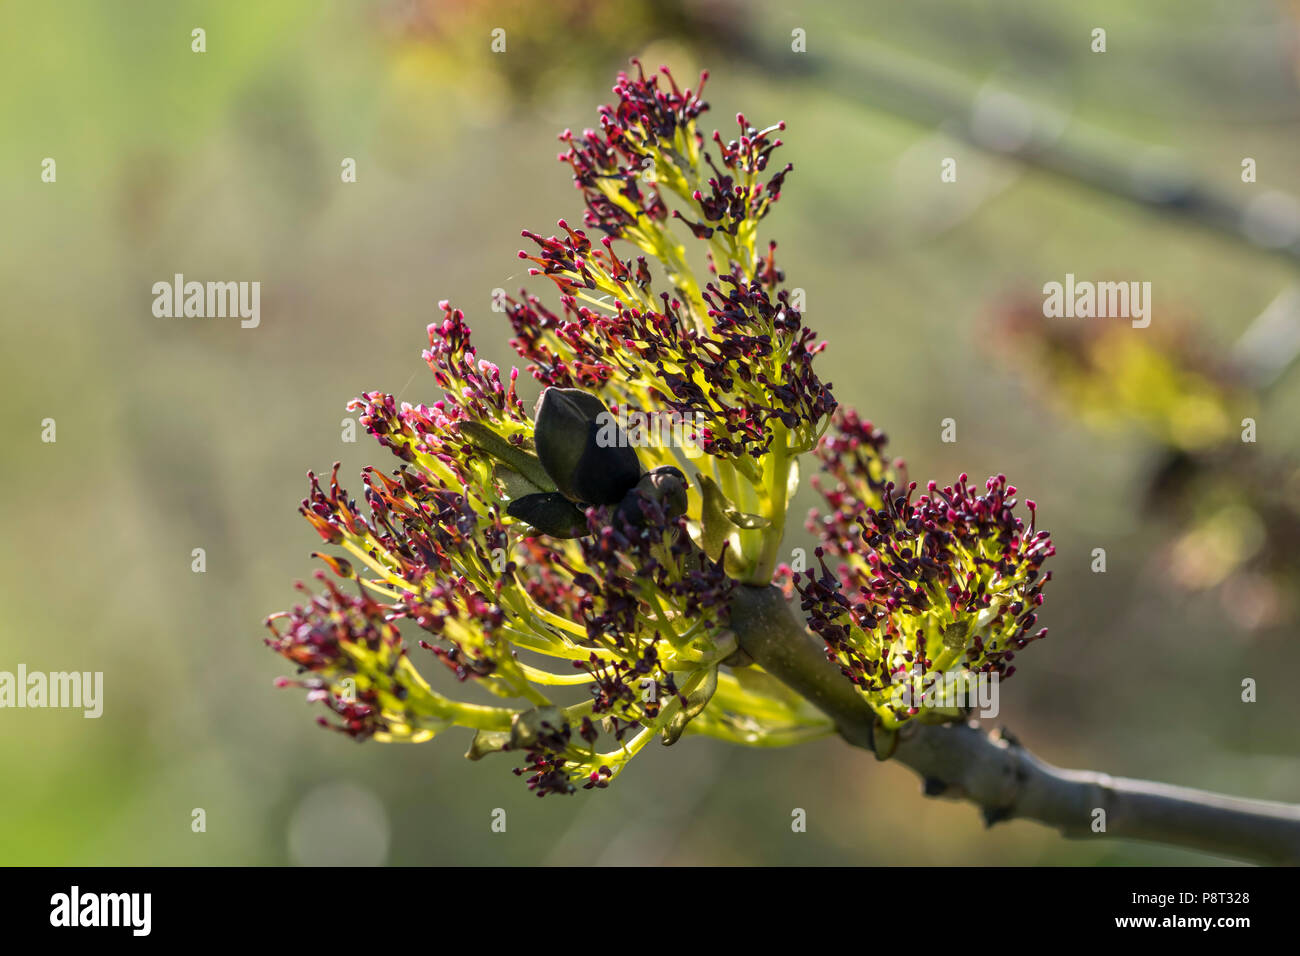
[264,62,1056,794]
[800,411,1053,746]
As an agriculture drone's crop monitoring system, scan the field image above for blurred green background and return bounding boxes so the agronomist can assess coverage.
[2,0,1298,865]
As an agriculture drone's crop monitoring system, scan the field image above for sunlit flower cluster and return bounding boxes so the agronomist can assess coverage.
[799,414,1054,730]
[512,62,831,468]
[265,64,1056,792]
[266,65,844,792]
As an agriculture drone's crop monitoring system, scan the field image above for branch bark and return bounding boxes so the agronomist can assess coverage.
[735,34,1300,269]
[729,583,1300,865]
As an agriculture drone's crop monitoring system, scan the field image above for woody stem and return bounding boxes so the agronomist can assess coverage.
[729,583,1300,865]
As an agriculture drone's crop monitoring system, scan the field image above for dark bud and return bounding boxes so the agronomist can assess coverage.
[506,492,589,538]
[533,388,642,505]
[616,466,689,527]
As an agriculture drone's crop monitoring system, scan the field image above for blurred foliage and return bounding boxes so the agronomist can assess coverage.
[993,300,1254,453]
[992,297,1300,630]
[2,0,1299,865]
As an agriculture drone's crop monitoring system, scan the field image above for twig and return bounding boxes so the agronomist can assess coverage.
[729,584,1300,865]
[736,34,1300,268]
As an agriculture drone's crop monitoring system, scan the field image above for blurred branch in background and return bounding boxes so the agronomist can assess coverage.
[741,30,1300,269]
[1235,282,1300,389]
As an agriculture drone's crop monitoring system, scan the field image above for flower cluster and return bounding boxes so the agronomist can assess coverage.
[268,63,845,792]
[266,63,1058,797]
[265,575,467,743]
[526,67,824,440]
[501,64,836,583]
[560,62,790,251]
[805,409,905,556]
[506,261,832,461]
[270,290,741,793]
[801,414,1054,730]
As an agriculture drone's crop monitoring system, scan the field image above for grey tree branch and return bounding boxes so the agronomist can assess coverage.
[729,584,1300,865]
[737,34,1300,268]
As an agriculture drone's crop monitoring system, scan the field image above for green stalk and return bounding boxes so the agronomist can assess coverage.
[750,426,791,584]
